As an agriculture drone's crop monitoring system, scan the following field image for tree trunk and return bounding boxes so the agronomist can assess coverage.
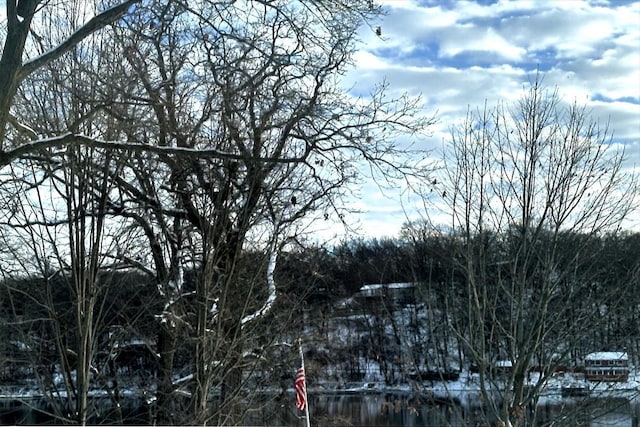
[218,332,243,426]
[193,285,211,424]
[0,0,35,149]
[155,324,177,424]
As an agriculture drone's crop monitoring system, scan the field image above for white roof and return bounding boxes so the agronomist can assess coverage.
[360,282,414,292]
[584,352,628,361]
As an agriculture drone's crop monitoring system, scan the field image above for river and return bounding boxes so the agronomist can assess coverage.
[252,393,640,426]
[1,392,639,426]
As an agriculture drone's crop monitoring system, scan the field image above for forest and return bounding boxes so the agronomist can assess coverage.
[1,0,638,426]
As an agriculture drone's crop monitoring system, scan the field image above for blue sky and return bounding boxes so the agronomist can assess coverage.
[332,0,640,240]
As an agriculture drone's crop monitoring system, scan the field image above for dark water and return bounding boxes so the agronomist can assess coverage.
[255,393,640,427]
[2,392,639,426]
[0,395,149,425]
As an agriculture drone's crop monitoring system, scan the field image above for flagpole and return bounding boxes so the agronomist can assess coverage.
[298,338,311,427]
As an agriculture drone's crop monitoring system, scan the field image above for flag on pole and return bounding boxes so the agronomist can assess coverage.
[295,367,306,410]
[296,339,311,427]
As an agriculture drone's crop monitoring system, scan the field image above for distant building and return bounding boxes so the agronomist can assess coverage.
[584,352,629,382]
[493,359,513,375]
[357,282,416,306]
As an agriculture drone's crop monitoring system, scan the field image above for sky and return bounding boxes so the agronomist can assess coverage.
[332,0,640,240]
[1,0,639,242]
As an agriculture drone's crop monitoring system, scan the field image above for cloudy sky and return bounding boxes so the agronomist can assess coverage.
[1,0,638,241]
[333,0,640,240]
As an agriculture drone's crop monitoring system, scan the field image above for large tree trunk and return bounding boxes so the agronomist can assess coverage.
[0,0,35,148]
[155,325,178,424]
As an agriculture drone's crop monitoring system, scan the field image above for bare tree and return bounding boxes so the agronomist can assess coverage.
[0,145,137,425]
[3,0,435,424]
[0,4,145,422]
[103,1,433,423]
[436,77,638,426]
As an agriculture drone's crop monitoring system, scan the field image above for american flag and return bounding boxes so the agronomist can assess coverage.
[295,367,306,410]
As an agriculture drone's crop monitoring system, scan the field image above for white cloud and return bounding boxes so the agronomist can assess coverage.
[0,1,6,35]
[341,0,640,238]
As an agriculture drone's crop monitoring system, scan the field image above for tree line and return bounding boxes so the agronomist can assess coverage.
[2,229,639,424]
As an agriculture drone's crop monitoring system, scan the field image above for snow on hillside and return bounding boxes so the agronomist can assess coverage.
[301,282,640,406]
